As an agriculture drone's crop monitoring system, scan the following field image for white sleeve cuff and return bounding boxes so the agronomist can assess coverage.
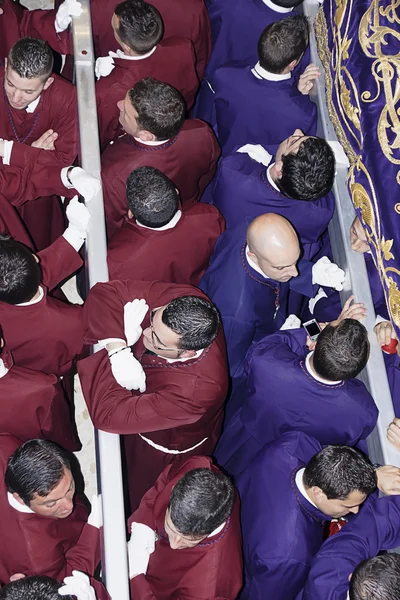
[2,140,14,166]
[98,338,127,349]
[61,166,75,189]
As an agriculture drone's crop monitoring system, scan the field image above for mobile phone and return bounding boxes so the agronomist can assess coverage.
[303,319,322,342]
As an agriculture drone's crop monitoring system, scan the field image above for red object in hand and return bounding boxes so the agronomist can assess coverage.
[382,338,398,354]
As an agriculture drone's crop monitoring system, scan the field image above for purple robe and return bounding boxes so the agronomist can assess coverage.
[300,495,400,600]
[214,328,378,474]
[236,431,328,600]
[212,65,317,156]
[199,218,316,380]
[209,150,335,260]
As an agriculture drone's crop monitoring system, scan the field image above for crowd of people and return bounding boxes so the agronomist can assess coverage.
[0,0,400,598]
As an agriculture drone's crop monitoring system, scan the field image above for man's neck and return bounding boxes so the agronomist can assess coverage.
[305,352,342,385]
[16,286,44,307]
[266,164,281,192]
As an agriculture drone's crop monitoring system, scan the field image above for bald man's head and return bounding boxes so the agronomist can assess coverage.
[247,214,301,281]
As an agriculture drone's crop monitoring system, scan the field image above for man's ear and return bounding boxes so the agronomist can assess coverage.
[312,486,326,501]
[288,59,298,72]
[274,160,284,180]
[43,76,54,91]
[12,492,26,506]
[137,129,157,142]
[127,209,134,219]
[247,250,259,266]
[180,349,197,359]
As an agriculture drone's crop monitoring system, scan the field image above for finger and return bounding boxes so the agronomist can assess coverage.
[342,295,355,312]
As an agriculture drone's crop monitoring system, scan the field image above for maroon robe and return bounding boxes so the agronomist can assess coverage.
[79,280,229,508]
[90,0,211,80]
[0,236,84,377]
[101,120,220,238]
[0,192,33,247]
[96,38,199,150]
[0,0,71,65]
[0,69,78,249]
[0,349,80,452]
[128,456,243,600]
[0,434,100,585]
[107,204,225,285]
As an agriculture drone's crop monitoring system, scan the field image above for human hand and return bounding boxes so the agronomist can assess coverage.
[376,465,400,495]
[312,256,345,291]
[109,348,146,392]
[68,167,101,202]
[55,0,83,32]
[297,63,320,95]
[31,129,58,150]
[124,299,149,346]
[374,320,397,348]
[59,571,96,600]
[128,522,156,579]
[330,295,367,326]
[66,196,91,237]
[95,56,115,80]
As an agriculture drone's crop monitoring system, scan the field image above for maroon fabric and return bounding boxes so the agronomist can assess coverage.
[107,203,225,285]
[0,163,72,208]
[128,456,243,600]
[0,236,84,376]
[90,0,211,79]
[0,193,33,247]
[0,434,100,585]
[79,280,228,507]
[96,38,199,150]
[0,351,80,451]
[101,120,220,238]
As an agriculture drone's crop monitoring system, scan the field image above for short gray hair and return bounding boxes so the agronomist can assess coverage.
[8,37,54,80]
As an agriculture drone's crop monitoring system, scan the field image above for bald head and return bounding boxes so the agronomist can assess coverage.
[247,214,301,282]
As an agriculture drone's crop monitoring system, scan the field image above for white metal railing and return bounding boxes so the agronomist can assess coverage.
[303,0,400,468]
[71,4,130,599]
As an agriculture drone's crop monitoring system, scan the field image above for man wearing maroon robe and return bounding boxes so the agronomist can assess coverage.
[0,435,100,585]
[107,166,225,284]
[0,199,89,376]
[0,38,78,249]
[95,0,198,149]
[127,456,243,600]
[101,77,220,238]
[90,0,211,79]
[78,280,229,509]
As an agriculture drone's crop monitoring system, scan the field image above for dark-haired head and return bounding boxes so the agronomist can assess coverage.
[313,319,370,381]
[258,15,309,73]
[113,0,163,55]
[0,235,41,304]
[162,296,220,351]
[271,0,304,7]
[126,166,179,227]
[350,554,400,600]
[0,576,73,600]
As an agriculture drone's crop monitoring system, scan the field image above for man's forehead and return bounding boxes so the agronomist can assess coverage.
[6,68,43,89]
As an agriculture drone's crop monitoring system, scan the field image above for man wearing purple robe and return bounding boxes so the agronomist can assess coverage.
[211,15,318,156]
[236,431,377,600]
[214,300,378,474]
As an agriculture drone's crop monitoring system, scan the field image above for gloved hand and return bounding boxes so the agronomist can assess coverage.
[280,314,301,330]
[236,144,272,167]
[87,494,102,529]
[308,286,328,315]
[63,196,91,251]
[128,522,156,579]
[124,299,149,346]
[312,257,345,291]
[55,0,83,32]
[59,571,96,600]
[95,55,115,80]
[68,167,101,202]
[109,348,146,392]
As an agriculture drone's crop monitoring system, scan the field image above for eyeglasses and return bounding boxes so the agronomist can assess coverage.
[149,309,183,353]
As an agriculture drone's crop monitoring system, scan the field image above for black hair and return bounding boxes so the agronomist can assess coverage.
[0,577,73,600]
[0,235,41,304]
[162,296,220,351]
[276,136,335,200]
[303,445,377,500]
[126,166,178,227]
[169,468,235,537]
[313,319,370,381]
[5,439,71,505]
[114,0,163,54]
[8,37,53,80]
[258,15,309,73]
[272,0,304,7]
[350,555,400,600]
[128,77,186,140]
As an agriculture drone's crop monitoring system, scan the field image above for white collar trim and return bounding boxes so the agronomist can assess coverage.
[8,491,34,513]
[109,47,157,61]
[16,286,44,306]
[252,62,291,81]
[26,95,41,113]
[261,0,294,12]
[164,348,204,363]
[133,136,170,146]
[207,521,226,537]
[305,352,342,385]
[0,358,9,378]
[295,468,318,508]
[136,210,182,231]
[245,244,270,279]
[267,165,281,191]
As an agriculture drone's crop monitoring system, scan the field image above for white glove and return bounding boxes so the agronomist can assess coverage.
[308,286,328,315]
[87,493,102,529]
[128,522,156,579]
[63,196,91,251]
[68,167,101,203]
[124,299,149,347]
[109,348,146,392]
[236,144,272,167]
[55,0,83,32]
[280,314,301,330]
[95,55,115,80]
[59,571,96,600]
[312,257,345,291]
